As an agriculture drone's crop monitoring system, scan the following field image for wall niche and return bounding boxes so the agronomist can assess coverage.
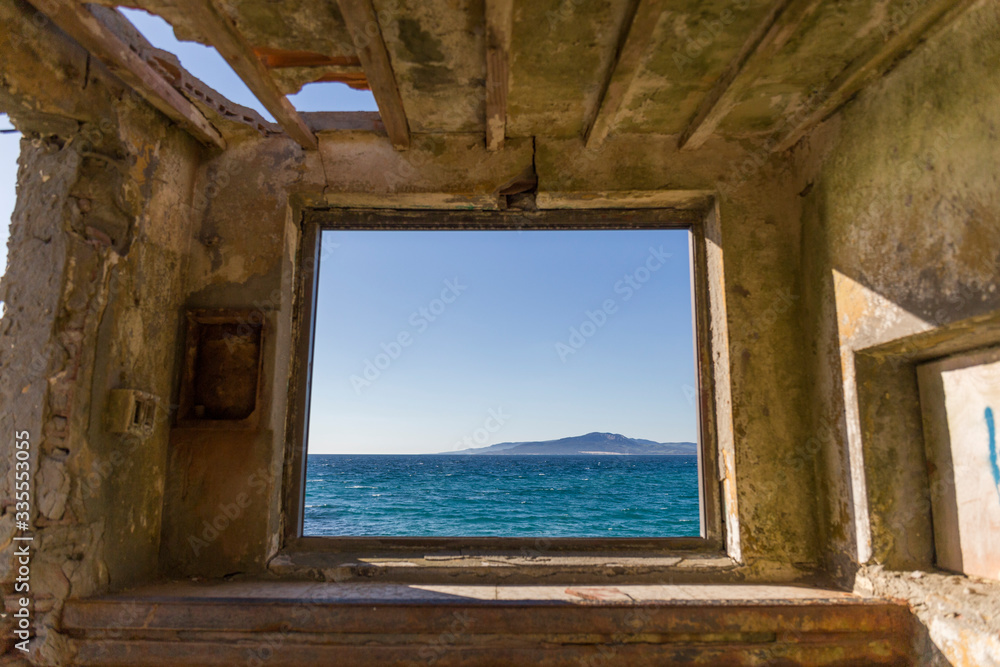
[177,309,265,429]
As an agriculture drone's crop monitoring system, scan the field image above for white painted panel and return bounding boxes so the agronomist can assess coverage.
[918,347,1000,581]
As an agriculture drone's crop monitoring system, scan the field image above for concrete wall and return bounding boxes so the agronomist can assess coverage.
[0,0,203,657]
[796,0,1000,661]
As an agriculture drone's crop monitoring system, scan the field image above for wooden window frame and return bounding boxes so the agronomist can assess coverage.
[279,207,730,556]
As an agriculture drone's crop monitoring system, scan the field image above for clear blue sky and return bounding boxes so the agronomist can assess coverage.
[119,8,378,118]
[307,230,698,454]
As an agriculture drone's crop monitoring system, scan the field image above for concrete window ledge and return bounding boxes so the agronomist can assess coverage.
[266,550,754,585]
[60,581,917,666]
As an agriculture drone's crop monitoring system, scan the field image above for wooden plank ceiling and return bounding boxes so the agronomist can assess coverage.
[27,0,974,153]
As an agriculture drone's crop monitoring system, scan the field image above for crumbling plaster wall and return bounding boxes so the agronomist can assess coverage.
[0,0,203,658]
[795,0,1000,662]
[159,134,306,578]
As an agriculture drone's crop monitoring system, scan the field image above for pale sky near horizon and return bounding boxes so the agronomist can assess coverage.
[0,115,18,290]
[307,230,699,455]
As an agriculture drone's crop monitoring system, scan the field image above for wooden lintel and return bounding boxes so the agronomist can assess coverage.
[584,0,662,149]
[485,0,513,151]
[678,0,821,151]
[24,0,225,148]
[174,0,318,150]
[336,0,410,150]
[772,0,977,153]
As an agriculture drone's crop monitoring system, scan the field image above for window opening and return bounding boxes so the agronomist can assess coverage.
[303,228,702,538]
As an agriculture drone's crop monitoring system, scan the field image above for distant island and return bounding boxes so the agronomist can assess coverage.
[441,432,696,456]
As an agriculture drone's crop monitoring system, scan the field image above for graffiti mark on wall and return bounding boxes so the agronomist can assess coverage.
[987,406,999,503]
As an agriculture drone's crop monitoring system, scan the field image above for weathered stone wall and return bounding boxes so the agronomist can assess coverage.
[0,0,203,659]
[796,0,1000,661]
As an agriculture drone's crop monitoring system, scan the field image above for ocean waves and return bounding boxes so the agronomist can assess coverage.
[303,454,700,538]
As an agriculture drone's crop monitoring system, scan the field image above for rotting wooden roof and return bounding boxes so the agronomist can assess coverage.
[28,0,975,152]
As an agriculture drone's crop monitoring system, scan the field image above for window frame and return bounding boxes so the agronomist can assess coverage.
[281,207,726,555]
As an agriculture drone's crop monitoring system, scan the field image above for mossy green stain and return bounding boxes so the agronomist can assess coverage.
[398,18,445,63]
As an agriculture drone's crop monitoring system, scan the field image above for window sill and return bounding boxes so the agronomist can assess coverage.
[270,539,736,585]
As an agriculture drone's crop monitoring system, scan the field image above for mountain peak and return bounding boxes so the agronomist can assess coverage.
[440,432,696,456]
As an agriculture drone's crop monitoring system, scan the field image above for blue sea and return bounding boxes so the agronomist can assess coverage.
[304,455,700,537]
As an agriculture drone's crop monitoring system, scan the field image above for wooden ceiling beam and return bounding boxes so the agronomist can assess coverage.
[584,0,662,149]
[173,0,318,150]
[337,0,410,150]
[485,0,513,151]
[24,0,225,148]
[678,0,821,151]
[772,0,977,152]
